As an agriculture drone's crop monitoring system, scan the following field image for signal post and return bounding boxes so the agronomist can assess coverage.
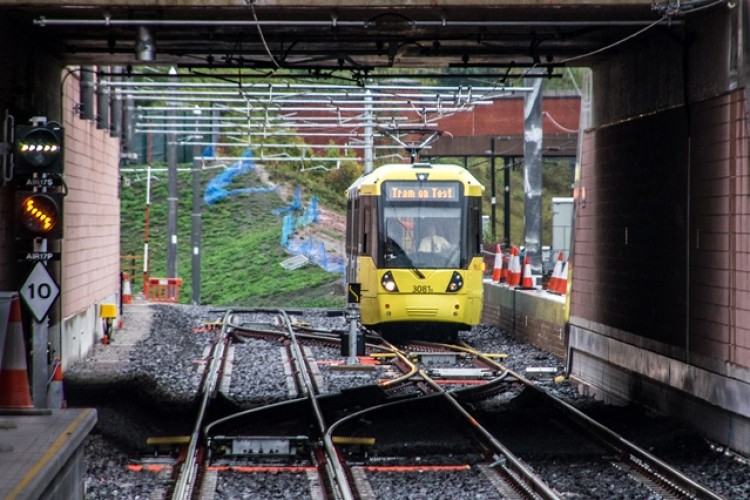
[12,117,65,408]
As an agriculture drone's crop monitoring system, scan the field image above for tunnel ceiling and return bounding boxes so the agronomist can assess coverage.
[1,2,686,79]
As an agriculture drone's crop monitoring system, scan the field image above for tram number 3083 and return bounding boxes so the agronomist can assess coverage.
[412,285,433,293]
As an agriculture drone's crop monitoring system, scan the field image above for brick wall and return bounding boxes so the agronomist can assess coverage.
[689,91,750,368]
[571,89,750,374]
[571,107,689,348]
[482,283,568,359]
[60,70,121,317]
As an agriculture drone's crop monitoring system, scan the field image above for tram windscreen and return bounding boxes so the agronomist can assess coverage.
[381,181,464,269]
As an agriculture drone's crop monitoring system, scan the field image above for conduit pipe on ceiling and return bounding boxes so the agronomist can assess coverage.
[98,81,534,93]
[34,17,680,28]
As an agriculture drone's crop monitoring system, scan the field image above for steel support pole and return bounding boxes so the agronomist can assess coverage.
[191,108,202,305]
[490,138,497,242]
[523,78,543,271]
[166,70,178,279]
[503,156,511,247]
[364,88,373,173]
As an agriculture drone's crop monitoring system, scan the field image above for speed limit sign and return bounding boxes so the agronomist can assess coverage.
[20,262,60,322]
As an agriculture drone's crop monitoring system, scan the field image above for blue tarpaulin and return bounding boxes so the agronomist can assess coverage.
[203,149,275,206]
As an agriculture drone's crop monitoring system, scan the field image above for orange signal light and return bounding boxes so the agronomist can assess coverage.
[15,192,63,239]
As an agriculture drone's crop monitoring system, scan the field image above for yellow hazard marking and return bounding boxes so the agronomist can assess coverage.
[147,436,191,446]
[10,409,95,499]
[332,436,376,446]
[484,353,509,359]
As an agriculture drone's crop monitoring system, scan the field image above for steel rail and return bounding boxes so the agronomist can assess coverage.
[400,342,560,499]
[275,309,354,500]
[325,365,558,500]
[171,310,232,500]
[452,342,725,500]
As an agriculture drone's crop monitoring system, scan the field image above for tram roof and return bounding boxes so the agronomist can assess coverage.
[347,162,484,198]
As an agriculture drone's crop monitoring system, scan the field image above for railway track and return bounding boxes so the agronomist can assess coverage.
[77,305,739,499]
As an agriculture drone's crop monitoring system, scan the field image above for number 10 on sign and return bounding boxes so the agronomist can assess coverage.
[20,262,60,322]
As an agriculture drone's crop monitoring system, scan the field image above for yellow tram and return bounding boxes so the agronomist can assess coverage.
[345,163,485,340]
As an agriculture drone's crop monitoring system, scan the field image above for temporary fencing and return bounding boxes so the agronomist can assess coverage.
[288,237,345,273]
[278,188,319,246]
[203,149,276,206]
[147,278,183,302]
[277,188,344,274]
[201,146,342,276]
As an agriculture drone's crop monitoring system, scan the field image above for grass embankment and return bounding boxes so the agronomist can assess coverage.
[119,163,347,308]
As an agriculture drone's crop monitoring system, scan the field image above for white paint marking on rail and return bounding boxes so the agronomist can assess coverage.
[219,345,234,394]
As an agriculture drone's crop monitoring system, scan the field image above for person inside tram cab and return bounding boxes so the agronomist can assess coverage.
[418,222,451,253]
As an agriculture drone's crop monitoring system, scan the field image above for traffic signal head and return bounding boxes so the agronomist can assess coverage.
[14,122,64,175]
[15,192,64,239]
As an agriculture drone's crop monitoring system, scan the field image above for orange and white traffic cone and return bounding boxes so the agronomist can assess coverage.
[47,357,66,409]
[547,251,564,294]
[122,273,132,305]
[506,246,521,287]
[556,260,569,295]
[491,245,503,282]
[520,256,535,289]
[0,294,34,409]
[500,252,508,284]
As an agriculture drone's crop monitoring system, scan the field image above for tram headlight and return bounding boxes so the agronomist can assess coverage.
[445,272,464,292]
[381,271,399,292]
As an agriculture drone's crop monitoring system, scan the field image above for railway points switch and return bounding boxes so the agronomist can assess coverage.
[427,368,496,379]
[414,352,459,365]
[524,367,557,378]
[210,435,308,458]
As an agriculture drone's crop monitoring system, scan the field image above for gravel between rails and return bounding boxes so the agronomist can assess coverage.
[70,303,750,499]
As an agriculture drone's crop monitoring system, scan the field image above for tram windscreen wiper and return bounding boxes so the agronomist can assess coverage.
[386,238,425,279]
[398,248,425,279]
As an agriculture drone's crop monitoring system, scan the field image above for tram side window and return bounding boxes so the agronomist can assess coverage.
[362,197,377,260]
[468,199,482,256]
[346,198,357,256]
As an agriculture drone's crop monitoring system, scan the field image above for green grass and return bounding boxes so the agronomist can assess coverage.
[119,163,346,308]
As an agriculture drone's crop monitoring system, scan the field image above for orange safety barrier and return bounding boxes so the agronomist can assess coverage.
[147,277,183,303]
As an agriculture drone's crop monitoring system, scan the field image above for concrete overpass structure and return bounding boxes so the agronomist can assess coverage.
[0,0,749,458]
